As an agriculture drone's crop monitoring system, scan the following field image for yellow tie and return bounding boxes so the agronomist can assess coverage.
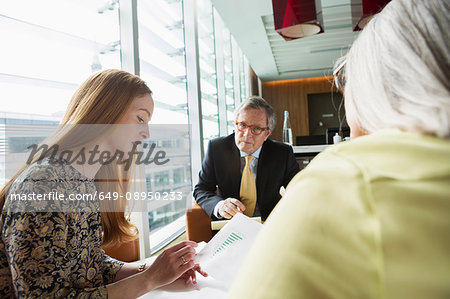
[240,155,257,217]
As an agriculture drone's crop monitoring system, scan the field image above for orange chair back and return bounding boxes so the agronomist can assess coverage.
[186,203,212,242]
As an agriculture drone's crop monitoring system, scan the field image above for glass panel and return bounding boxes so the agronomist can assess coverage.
[224,29,235,134]
[241,55,249,102]
[0,0,120,88]
[197,0,219,150]
[137,0,191,253]
[212,11,233,135]
[0,0,121,184]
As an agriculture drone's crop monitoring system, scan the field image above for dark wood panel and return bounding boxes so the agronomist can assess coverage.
[262,76,337,144]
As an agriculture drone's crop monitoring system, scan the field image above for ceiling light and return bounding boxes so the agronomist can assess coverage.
[272,0,324,41]
[351,0,391,30]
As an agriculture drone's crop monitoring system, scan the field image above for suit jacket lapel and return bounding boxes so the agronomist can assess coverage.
[256,141,269,197]
[229,135,242,197]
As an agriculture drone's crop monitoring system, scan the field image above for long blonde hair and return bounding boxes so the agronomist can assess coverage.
[0,69,152,247]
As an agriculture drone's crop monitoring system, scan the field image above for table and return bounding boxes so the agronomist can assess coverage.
[138,267,227,298]
[137,244,228,299]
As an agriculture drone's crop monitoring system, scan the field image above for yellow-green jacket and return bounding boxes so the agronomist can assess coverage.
[228,130,450,299]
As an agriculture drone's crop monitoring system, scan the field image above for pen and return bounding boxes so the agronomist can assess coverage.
[236,205,240,212]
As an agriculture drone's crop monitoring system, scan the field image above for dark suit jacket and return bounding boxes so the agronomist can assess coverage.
[193,133,300,220]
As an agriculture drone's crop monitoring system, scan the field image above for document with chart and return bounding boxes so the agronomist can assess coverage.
[196,213,263,284]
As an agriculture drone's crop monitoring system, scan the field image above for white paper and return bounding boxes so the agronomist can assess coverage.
[195,213,263,284]
[138,242,227,299]
[139,214,262,298]
[138,275,227,299]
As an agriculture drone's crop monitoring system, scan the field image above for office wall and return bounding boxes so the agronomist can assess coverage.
[262,76,337,143]
[249,67,260,96]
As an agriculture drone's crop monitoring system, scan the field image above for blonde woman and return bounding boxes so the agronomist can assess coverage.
[0,70,206,298]
[228,0,450,298]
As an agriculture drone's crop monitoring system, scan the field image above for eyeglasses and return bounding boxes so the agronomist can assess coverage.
[235,121,269,135]
[333,59,346,93]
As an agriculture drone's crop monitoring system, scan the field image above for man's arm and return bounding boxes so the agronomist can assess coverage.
[193,140,224,218]
[283,146,300,187]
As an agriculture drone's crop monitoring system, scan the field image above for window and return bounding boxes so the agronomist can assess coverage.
[196,0,250,151]
[0,0,121,185]
[136,0,191,254]
[197,0,220,150]
[1,0,250,257]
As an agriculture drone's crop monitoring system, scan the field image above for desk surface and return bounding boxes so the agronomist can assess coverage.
[292,144,329,154]
[137,251,228,298]
[139,274,227,299]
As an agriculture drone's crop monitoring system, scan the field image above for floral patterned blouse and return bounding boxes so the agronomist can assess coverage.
[0,158,124,298]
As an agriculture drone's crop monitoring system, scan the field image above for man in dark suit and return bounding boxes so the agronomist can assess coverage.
[194,96,300,221]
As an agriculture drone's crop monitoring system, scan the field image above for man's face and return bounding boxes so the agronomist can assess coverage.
[234,108,272,155]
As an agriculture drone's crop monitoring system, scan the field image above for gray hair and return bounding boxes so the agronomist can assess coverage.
[338,0,450,139]
[234,96,276,130]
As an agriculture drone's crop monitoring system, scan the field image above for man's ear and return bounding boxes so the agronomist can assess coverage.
[264,130,272,141]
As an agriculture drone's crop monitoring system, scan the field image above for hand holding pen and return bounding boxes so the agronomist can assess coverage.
[218,197,246,219]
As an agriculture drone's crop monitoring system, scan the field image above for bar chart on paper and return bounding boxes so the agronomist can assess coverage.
[213,232,243,257]
[196,213,262,284]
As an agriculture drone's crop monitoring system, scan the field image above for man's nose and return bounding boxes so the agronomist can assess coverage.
[242,127,252,137]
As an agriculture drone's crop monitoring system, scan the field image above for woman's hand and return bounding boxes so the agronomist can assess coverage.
[106,241,208,298]
[181,264,208,285]
[144,241,200,289]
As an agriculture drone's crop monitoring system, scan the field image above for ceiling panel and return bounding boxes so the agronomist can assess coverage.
[211,0,360,81]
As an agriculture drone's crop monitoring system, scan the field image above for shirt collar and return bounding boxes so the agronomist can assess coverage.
[240,145,262,159]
